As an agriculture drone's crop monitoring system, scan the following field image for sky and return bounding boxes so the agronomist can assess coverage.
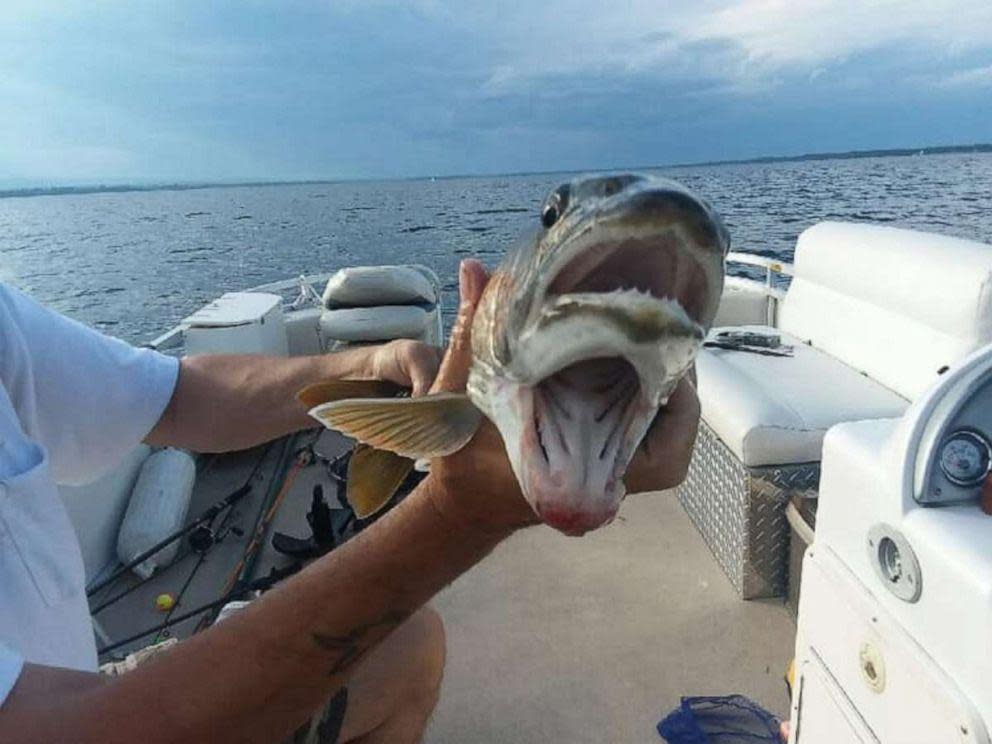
[1,1,991,185]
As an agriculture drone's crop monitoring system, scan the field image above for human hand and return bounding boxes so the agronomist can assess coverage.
[424,260,538,536]
[624,368,701,494]
[365,339,443,396]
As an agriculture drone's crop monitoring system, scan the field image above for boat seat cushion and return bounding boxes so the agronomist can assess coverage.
[696,326,909,467]
[323,265,437,307]
[320,305,429,342]
[780,222,992,401]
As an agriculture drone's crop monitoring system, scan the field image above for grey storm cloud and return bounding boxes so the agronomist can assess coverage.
[0,1,990,184]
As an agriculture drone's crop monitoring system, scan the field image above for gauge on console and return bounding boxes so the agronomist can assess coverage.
[938,430,992,487]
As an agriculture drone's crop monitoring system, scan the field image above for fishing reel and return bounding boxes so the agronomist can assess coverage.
[187,522,244,554]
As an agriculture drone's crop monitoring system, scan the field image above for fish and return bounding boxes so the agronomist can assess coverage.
[299,173,729,534]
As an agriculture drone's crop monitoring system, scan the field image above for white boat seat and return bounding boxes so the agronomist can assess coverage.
[316,264,444,348]
[699,222,992,468]
[778,222,992,401]
[696,326,909,467]
[682,222,992,599]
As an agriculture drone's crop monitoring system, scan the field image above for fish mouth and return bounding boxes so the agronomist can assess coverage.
[523,357,650,535]
[512,234,711,535]
[547,233,710,324]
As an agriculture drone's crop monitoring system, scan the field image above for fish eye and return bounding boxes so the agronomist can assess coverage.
[541,186,569,228]
[541,203,559,228]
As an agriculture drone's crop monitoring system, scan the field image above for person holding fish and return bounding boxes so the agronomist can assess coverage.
[0,174,719,743]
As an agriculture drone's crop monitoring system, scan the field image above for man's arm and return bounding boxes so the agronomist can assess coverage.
[0,267,502,744]
[0,478,506,744]
[0,261,700,743]
[145,340,440,453]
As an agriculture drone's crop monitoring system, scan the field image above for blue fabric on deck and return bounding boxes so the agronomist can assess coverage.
[657,695,780,743]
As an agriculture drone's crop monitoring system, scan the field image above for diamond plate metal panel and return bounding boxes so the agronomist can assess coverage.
[677,422,820,599]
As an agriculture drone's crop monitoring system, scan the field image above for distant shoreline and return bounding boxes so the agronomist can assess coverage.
[3,143,990,200]
[669,142,992,169]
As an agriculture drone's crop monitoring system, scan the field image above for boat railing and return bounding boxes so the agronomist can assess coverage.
[725,251,794,326]
[726,251,793,299]
[146,326,186,353]
[247,272,334,301]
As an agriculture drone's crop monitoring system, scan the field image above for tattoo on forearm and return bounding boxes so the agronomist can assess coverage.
[311,609,410,676]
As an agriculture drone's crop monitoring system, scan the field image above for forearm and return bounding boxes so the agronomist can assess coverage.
[146,348,379,452]
[1,479,512,744]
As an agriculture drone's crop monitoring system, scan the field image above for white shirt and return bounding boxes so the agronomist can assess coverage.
[0,283,179,704]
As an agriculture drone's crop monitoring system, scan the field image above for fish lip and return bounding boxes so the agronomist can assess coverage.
[508,257,708,406]
[534,502,617,536]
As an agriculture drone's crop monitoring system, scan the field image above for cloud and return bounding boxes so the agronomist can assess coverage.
[680,0,992,66]
[938,64,992,88]
[0,0,990,182]
[470,0,992,93]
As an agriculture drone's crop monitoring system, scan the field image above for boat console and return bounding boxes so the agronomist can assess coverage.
[790,344,992,742]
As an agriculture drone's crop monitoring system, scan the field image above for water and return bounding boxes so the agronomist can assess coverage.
[1,152,991,344]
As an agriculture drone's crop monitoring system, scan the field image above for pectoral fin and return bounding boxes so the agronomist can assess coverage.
[346,445,415,519]
[308,393,482,459]
[297,379,408,409]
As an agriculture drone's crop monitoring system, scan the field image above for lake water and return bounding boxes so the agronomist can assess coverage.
[1,152,991,344]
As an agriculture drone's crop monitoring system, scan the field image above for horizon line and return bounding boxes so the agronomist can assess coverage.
[2,141,990,200]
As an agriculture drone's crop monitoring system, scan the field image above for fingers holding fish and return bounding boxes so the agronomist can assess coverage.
[624,375,701,495]
[432,259,490,395]
[424,258,535,533]
[369,339,443,397]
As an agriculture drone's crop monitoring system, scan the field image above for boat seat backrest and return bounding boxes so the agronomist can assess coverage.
[779,221,992,400]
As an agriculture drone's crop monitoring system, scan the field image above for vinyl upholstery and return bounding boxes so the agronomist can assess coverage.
[698,222,992,466]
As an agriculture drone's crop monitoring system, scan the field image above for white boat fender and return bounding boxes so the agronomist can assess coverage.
[116,448,197,580]
[320,305,430,342]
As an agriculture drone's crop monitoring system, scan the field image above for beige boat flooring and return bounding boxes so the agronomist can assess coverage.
[428,491,795,744]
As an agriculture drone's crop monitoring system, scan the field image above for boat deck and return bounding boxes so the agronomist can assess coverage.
[429,491,794,743]
[91,431,795,743]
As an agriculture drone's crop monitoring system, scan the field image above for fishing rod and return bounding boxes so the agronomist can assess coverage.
[96,437,303,655]
[100,434,352,654]
[193,435,313,632]
[151,440,298,642]
[147,446,278,640]
[91,545,194,615]
[150,500,242,643]
[97,562,302,657]
[87,441,275,602]
[190,434,347,634]
[86,482,253,599]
